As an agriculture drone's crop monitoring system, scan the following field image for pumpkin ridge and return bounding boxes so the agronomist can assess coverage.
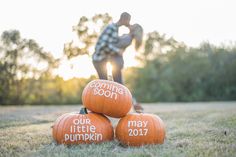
[83,113,93,144]
[83,82,91,109]
[139,114,145,145]
[88,83,96,112]
[93,114,107,142]
[53,113,68,142]
[55,113,69,142]
[100,81,106,115]
[104,80,117,117]
[63,114,76,144]
[150,115,158,144]
[56,113,72,143]
[156,115,165,143]
[119,86,128,117]
[118,115,128,143]
[82,84,88,106]
[92,112,113,142]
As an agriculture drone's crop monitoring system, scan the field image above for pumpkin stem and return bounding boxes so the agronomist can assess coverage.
[79,107,88,114]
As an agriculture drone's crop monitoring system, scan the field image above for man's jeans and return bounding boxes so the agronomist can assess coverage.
[93,55,124,84]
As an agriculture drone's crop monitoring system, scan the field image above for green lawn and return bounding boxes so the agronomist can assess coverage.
[0,102,236,157]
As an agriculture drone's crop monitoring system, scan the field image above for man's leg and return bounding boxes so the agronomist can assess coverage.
[110,55,124,84]
[92,59,107,80]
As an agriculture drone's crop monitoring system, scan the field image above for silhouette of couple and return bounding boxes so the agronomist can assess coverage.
[92,12,144,112]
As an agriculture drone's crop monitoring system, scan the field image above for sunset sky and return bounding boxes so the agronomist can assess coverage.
[1,0,236,79]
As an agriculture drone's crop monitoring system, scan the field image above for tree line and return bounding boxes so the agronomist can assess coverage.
[0,14,235,105]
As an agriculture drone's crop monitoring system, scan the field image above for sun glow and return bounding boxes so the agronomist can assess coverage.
[54,56,97,80]
[106,62,113,81]
[55,48,139,80]
[54,51,139,80]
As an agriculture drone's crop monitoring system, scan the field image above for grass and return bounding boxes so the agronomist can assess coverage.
[0,102,236,157]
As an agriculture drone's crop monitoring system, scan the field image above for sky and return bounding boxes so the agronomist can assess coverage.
[1,0,236,79]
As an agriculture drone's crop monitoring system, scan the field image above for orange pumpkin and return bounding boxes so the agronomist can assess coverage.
[115,113,165,146]
[82,79,132,118]
[52,108,114,144]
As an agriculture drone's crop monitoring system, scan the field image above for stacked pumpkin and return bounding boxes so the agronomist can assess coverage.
[52,79,165,146]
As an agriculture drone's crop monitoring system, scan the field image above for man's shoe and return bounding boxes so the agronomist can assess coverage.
[133,103,144,113]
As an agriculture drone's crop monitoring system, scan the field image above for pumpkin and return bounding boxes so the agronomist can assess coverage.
[52,108,114,144]
[115,113,165,146]
[82,79,132,118]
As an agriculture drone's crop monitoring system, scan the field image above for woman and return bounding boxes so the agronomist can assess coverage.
[107,24,143,84]
[93,24,144,112]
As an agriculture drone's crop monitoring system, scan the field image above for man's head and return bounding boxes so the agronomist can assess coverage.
[117,12,131,27]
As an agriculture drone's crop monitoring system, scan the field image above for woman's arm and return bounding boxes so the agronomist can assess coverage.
[113,34,132,49]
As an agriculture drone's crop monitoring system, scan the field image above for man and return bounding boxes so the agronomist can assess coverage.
[92,12,143,113]
[92,12,130,80]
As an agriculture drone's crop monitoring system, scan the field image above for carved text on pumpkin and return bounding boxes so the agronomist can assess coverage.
[90,82,124,100]
[64,117,103,142]
[127,120,149,136]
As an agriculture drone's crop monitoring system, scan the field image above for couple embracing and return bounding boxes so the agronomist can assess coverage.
[92,12,144,112]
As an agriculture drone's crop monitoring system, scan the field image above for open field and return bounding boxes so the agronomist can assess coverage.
[0,102,236,157]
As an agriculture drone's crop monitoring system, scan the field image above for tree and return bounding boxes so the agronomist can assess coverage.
[136,31,186,64]
[0,30,59,105]
[64,13,112,59]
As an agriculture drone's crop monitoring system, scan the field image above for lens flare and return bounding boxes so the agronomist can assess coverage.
[106,62,113,81]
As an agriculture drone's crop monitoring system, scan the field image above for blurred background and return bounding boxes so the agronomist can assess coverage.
[0,0,236,105]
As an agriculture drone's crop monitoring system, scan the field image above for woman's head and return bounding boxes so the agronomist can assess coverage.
[129,24,143,50]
